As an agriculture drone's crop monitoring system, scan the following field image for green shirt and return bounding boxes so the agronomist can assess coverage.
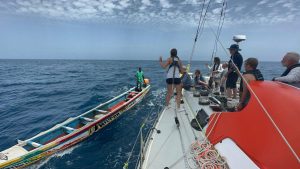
[136,71,144,82]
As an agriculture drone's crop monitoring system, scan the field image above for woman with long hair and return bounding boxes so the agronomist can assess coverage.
[159,48,183,109]
[206,57,223,90]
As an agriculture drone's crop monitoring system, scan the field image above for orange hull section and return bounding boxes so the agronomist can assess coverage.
[207,81,300,169]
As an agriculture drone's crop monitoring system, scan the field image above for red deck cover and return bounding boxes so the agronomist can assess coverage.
[206,81,300,169]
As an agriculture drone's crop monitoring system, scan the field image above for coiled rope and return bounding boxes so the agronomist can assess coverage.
[190,140,228,169]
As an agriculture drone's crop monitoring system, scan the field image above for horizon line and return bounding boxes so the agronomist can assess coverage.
[0,58,281,62]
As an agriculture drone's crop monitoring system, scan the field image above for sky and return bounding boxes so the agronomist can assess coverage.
[0,0,299,61]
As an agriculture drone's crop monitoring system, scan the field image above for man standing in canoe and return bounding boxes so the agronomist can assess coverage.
[136,67,144,92]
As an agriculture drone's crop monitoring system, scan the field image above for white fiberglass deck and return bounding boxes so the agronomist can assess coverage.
[141,90,258,169]
[141,90,214,169]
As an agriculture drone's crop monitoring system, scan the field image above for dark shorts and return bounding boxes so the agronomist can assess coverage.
[166,78,181,85]
[226,73,239,89]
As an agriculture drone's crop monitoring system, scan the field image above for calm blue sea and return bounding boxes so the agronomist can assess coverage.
[0,60,284,169]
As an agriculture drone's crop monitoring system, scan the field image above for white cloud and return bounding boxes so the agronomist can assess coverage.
[283,2,293,8]
[103,1,116,9]
[1,0,300,26]
[119,0,131,9]
[159,0,172,8]
[215,0,223,4]
[267,2,277,8]
[234,5,245,12]
[81,7,97,14]
[212,7,222,14]
[73,1,86,8]
[16,0,31,6]
[257,0,269,5]
[182,0,203,5]
[141,0,153,6]
[139,0,153,11]
[274,0,286,5]
[139,6,146,10]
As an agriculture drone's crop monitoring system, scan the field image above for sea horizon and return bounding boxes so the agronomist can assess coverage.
[0,58,281,62]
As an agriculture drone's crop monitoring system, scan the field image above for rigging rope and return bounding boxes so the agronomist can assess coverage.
[197,0,213,41]
[184,0,228,141]
[210,0,227,64]
[188,0,206,68]
[188,0,213,72]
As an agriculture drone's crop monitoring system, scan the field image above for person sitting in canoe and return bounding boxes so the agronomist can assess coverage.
[159,48,183,109]
[194,69,208,89]
[135,67,144,92]
[237,58,264,111]
[273,52,300,88]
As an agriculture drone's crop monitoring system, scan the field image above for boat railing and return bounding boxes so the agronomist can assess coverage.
[134,106,164,169]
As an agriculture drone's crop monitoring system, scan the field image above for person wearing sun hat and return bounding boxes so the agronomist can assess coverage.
[225,44,243,99]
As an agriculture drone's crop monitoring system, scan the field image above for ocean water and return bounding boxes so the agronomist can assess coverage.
[0,60,284,169]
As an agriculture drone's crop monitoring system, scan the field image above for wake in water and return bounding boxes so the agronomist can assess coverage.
[120,88,166,168]
[147,101,154,107]
[28,145,80,169]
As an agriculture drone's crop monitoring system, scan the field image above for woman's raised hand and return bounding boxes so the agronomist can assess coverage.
[159,56,163,62]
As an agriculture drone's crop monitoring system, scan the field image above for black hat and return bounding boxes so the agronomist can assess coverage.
[228,44,241,51]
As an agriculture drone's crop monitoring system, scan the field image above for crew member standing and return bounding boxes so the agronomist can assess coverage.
[226,44,243,99]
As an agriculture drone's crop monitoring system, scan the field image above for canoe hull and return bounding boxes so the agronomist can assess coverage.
[0,85,150,169]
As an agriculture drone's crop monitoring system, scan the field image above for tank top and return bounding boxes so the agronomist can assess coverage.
[240,69,264,106]
[240,69,264,92]
[166,57,180,79]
